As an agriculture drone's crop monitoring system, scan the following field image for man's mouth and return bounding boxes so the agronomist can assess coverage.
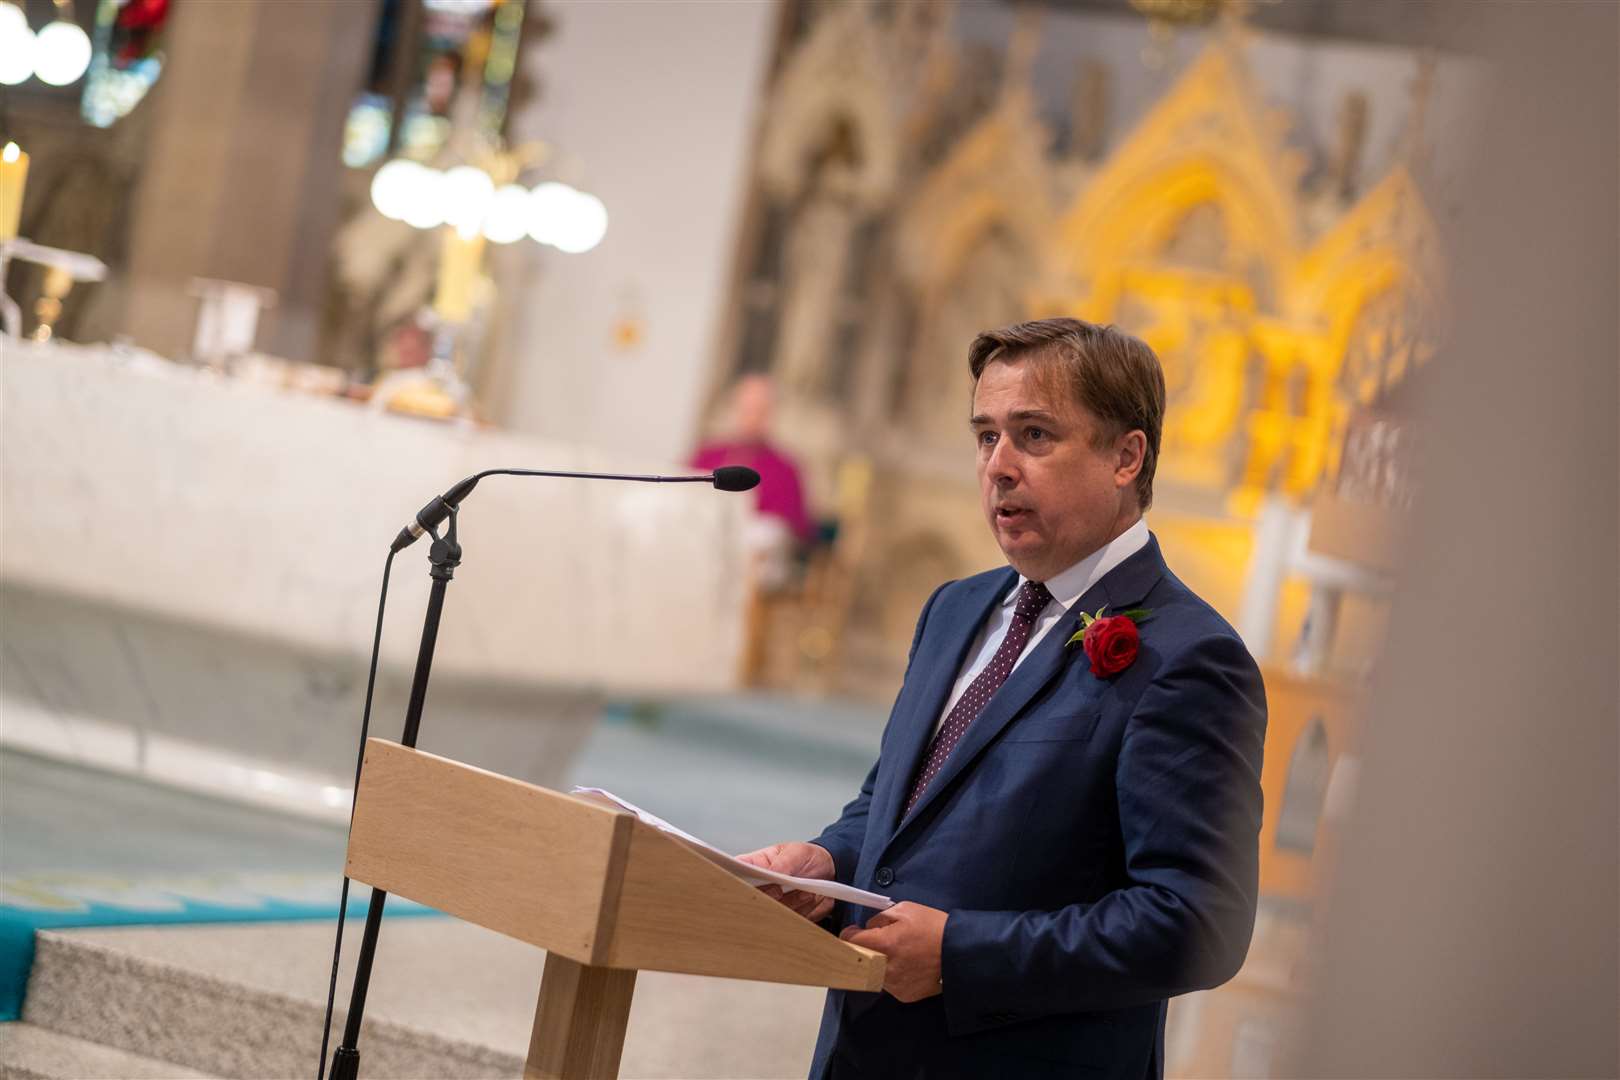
[995,506,1030,525]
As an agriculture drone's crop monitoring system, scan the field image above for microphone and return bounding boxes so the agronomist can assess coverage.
[390,465,762,553]
[712,465,761,492]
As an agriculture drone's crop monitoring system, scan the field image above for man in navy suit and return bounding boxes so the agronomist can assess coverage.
[741,318,1267,1079]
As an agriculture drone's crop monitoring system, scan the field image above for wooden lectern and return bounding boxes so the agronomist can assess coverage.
[344,738,885,1079]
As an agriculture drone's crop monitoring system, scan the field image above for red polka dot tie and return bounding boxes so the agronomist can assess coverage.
[904,580,1053,817]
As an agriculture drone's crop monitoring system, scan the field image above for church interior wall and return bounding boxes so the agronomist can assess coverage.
[494,0,777,467]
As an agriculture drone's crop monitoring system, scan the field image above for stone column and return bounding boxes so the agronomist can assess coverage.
[120,0,374,361]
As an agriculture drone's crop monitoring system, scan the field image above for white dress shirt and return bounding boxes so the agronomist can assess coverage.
[933,518,1151,734]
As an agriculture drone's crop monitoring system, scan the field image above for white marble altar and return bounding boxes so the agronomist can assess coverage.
[0,340,747,818]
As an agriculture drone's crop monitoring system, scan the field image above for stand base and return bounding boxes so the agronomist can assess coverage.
[526,954,637,1080]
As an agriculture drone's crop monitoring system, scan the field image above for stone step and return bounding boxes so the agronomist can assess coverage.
[0,1021,217,1080]
[22,920,826,1079]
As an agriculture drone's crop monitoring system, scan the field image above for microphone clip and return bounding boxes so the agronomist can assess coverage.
[424,504,462,583]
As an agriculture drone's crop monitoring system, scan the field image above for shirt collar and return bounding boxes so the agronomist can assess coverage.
[1005,517,1151,612]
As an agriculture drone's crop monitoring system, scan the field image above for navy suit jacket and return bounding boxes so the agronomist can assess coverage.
[809,534,1266,1080]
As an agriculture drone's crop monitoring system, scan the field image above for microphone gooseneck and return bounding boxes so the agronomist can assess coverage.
[389,465,759,553]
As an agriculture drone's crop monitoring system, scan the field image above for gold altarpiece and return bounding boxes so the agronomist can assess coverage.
[710,5,1441,691]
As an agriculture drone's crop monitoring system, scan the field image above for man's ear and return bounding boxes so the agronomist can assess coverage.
[1116,429,1147,489]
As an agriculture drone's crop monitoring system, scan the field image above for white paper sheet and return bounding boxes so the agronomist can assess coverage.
[570,787,894,911]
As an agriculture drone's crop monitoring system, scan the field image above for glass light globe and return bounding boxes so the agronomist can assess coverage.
[369,159,423,221]
[551,190,608,254]
[0,4,34,87]
[482,184,531,244]
[526,182,575,247]
[441,165,494,234]
[401,167,448,230]
[33,19,91,87]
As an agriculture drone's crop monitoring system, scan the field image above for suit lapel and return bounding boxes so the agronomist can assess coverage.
[869,568,1016,843]
[1067,533,1166,636]
[1094,533,1166,622]
[886,535,1169,845]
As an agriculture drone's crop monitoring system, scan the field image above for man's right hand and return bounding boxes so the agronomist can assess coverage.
[735,842,837,922]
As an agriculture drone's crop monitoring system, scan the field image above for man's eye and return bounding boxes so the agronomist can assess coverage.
[1026,427,1047,441]
[977,431,997,447]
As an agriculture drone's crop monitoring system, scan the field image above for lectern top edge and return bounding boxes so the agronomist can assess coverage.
[344,739,885,992]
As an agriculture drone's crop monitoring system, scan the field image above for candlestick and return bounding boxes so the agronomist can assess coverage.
[0,142,28,242]
[432,225,487,324]
[31,265,72,342]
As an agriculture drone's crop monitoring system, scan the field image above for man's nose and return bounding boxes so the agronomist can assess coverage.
[987,438,1021,485]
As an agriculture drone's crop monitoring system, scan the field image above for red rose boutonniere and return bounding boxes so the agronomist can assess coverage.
[1066,607,1152,677]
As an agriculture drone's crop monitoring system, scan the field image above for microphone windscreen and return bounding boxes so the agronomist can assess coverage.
[712,465,761,492]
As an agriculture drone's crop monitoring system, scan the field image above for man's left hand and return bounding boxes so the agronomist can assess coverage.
[840,902,947,1003]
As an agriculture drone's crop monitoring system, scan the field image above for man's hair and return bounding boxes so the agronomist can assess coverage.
[968,317,1166,510]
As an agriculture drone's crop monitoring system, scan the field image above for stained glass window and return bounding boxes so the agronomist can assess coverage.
[80,0,169,127]
[341,0,528,169]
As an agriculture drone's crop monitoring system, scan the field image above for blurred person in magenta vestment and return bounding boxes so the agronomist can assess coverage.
[691,374,813,589]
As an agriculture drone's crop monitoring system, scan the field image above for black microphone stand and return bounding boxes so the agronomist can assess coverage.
[327,506,462,1080]
[319,465,757,1078]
